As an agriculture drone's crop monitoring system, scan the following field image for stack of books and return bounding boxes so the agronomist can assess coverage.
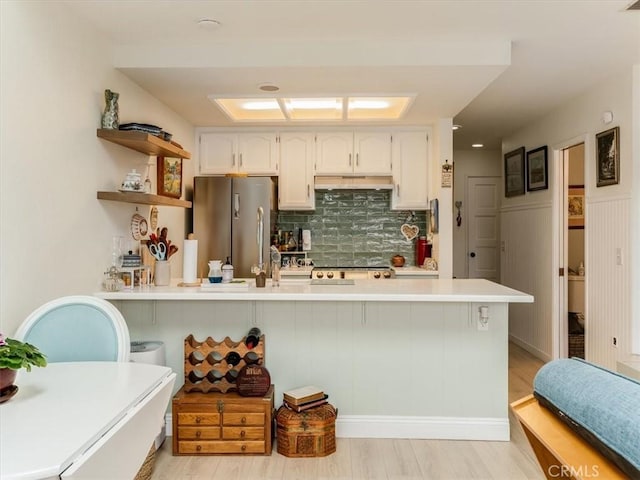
[282,385,329,412]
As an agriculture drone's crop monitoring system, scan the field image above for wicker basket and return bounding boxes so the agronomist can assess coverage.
[276,404,337,457]
[133,443,156,480]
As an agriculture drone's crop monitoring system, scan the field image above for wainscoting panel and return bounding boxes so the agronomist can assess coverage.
[501,203,553,361]
[587,197,631,369]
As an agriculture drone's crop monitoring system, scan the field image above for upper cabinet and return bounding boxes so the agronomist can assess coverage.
[278,132,315,210]
[315,131,392,176]
[391,130,429,210]
[199,131,278,175]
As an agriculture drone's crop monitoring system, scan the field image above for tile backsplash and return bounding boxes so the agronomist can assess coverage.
[277,190,427,267]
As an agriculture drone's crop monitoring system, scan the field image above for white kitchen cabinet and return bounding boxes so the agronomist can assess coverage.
[315,131,392,176]
[391,130,429,210]
[278,132,315,210]
[199,132,278,175]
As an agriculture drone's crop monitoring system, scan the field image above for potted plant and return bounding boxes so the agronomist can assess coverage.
[0,333,47,395]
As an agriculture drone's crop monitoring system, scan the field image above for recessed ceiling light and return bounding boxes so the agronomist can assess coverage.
[258,83,280,92]
[197,18,221,29]
[472,143,484,148]
[452,124,462,130]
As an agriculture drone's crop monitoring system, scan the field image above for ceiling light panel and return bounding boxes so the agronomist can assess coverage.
[283,97,343,120]
[213,98,285,121]
[347,96,412,120]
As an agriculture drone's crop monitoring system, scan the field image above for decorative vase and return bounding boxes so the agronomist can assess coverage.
[101,89,119,129]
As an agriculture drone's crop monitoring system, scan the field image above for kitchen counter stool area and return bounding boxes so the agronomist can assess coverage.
[104,279,532,443]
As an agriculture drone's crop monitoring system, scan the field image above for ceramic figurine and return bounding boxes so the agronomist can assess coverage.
[101,89,119,129]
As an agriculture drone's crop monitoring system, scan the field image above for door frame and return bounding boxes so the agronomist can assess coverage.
[552,133,590,360]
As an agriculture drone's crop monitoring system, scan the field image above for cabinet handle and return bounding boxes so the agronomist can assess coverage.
[195,416,202,424]
[241,416,247,424]
[239,153,243,167]
[396,184,400,196]
[196,445,202,452]
[196,431,202,438]
[232,153,236,166]
[356,153,359,166]
[241,445,247,451]
[307,184,310,198]
[240,430,246,438]
[349,153,352,166]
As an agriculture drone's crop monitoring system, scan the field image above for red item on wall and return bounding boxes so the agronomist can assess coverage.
[416,236,431,266]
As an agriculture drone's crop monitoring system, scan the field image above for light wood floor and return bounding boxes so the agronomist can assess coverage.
[152,343,545,480]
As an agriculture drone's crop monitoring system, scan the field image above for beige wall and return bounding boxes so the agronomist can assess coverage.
[0,1,194,336]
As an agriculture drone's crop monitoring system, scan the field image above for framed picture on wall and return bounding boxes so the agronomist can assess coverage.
[156,156,183,198]
[568,186,585,229]
[526,146,548,191]
[596,126,619,187]
[504,146,525,197]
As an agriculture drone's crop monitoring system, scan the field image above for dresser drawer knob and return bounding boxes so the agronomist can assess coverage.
[241,416,247,424]
[196,445,202,452]
[196,431,201,438]
[195,416,202,424]
[241,445,247,451]
[240,430,246,438]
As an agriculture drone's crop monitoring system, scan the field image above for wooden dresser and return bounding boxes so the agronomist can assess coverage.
[172,385,274,455]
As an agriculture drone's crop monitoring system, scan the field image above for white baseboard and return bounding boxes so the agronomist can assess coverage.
[509,334,552,362]
[165,413,509,441]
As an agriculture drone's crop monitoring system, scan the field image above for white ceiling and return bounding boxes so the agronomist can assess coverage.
[64,0,639,149]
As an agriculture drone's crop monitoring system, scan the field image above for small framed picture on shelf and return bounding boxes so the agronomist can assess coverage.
[596,126,619,187]
[568,186,585,229]
[526,146,548,191]
[157,156,183,198]
[504,147,525,197]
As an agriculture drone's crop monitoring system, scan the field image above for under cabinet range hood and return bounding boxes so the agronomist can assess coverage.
[314,176,394,190]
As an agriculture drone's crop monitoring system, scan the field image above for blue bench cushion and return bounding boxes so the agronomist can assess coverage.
[533,358,640,478]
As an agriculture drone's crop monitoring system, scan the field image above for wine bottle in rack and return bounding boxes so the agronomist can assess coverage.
[225,369,239,383]
[245,328,261,349]
[225,351,241,366]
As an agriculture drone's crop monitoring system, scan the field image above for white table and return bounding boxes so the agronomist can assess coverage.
[0,362,176,480]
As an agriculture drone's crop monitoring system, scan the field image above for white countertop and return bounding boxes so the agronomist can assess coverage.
[96,278,533,303]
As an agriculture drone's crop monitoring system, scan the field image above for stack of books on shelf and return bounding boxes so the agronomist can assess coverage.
[282,385,329,413]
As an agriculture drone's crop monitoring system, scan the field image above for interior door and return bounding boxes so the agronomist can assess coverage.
[467,176,500,281]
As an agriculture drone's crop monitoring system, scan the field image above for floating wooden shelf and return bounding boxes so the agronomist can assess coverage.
[97,128,191,159]
[97,191,192,208]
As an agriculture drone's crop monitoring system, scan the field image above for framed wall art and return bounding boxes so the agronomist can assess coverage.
[526,146,548,191]
[596,126,619,187]
[504,146,525,197]
[568,186,585,229]
[157,156,183,198]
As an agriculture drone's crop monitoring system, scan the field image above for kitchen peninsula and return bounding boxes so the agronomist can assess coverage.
[97,278,532,441]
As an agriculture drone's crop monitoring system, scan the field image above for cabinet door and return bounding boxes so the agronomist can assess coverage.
[199,133,237,174]
[279,133,315,210]
[354,132,392,175]
[391,131,429,210]
[237,133,278,175]
[315,132,353,175]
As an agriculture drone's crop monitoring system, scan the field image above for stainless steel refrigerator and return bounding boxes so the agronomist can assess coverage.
[193,177,277,278]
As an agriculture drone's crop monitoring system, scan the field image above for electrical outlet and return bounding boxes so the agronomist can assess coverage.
[613,336,618,348]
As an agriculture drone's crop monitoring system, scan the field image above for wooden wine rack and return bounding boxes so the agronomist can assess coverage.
[184,334,265,394]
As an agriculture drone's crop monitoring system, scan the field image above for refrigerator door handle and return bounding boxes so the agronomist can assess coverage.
[257,207,264,269]
[234,193,240,219]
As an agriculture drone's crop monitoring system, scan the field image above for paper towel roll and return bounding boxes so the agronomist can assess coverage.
[182,239,198,283]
